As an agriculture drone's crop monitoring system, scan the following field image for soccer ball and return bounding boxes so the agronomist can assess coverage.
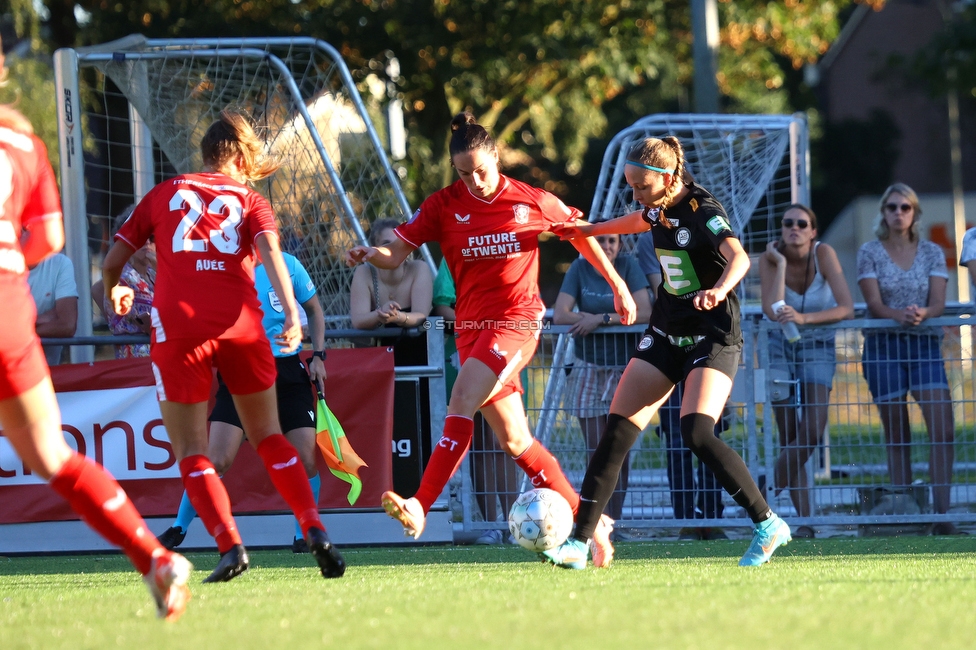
[507,488,574,552]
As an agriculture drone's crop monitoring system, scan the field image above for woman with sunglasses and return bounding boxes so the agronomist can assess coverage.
[547,136,792,568]
[759,204,853,538]
[856,183,957,534]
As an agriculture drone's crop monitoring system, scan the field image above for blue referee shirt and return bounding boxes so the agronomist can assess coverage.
[254,252,317,358]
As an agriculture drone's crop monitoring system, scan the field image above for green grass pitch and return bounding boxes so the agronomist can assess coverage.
[2,537,975,649]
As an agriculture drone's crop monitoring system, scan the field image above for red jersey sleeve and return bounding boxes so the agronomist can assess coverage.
[394,194,443,249]
[21,136,62,228]
[536,189,583,227]
[246,191,278,247]
[115,191,155,251]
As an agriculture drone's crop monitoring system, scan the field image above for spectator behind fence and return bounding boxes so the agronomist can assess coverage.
[433,258,519,544]
[856,183,957,535]
[27,252,78,365]
[958,225,976,298]
[91,206,156,358]
[759,204,853,538]
[553,230,650,522]
[636,229,728,540]
[349,218,432,334]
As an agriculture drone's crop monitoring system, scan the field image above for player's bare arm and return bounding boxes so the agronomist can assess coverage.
[102,240,136,315]
[256,233,302,354]
[344,236,414,269]
[551,211,649,240]
[694,237,750,311]
[569,235,637,325]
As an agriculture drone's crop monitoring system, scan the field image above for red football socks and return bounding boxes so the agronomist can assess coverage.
[513,440,580,513]
[179,454,241,553]
[49,453,160,575]
[414,414,474,512]
[255,434,323,537]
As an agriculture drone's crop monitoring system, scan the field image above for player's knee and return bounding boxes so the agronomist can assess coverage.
[499,431,532,457]
[679,413,718,454]
[208,448,236,475]
[447,384,484,417]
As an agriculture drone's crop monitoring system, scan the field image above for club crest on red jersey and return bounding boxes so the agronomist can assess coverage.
[513,203,530,225]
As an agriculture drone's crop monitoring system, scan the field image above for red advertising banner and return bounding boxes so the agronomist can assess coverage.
[0,348,395,524]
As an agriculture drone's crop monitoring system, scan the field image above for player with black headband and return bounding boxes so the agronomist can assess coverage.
[547,135,792,569]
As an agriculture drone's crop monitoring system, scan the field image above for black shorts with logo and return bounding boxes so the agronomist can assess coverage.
[632,327,741,385]
[209,353,316,432]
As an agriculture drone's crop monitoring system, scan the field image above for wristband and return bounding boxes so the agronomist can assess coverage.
[312,350,327,361]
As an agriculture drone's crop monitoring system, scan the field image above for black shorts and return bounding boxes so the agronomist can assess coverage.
[632,328,741,385]
[209,353,316,433]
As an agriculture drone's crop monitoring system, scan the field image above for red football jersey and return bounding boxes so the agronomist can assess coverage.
[396,175,581,327]
[115,172,278,341]
[0,125,64,398]
[0,127,62,283]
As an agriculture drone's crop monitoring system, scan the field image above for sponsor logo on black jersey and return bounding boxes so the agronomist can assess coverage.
[676,227,691,247]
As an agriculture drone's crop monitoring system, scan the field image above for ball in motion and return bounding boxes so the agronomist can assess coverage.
[508,488,574,552]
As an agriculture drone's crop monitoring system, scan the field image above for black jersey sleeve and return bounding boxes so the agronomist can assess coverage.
[694,194,736,249]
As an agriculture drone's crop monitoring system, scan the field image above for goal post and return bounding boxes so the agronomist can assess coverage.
[53,35,430,361]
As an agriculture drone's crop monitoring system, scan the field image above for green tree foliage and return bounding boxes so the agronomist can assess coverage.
[1,2,59,171]
[52,0,862,207]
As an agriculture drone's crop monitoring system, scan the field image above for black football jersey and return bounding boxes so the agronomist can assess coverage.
[641,182,741,345]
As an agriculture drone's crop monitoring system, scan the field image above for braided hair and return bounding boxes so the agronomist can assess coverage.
[626,136,687,229]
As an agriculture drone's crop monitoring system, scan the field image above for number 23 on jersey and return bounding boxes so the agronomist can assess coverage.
[170,189,243,255]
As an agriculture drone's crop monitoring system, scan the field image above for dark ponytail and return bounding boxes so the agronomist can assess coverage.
[449,112,496,158]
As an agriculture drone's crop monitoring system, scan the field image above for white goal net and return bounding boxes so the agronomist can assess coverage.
[54,36,424,351]
[591,113,810,294]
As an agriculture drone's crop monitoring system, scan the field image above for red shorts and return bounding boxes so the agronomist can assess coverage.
[0,288,48,400]
[150,334,277,403]
[455,325,540,406]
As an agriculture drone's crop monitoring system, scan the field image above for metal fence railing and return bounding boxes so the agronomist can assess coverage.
[459,308,976,537]
[44,309,976,539]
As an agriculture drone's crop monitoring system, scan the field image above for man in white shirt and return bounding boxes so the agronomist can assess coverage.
[960,227,976,303]
[27,253,78,365]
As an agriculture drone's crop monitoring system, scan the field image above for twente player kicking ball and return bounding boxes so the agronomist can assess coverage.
[0,67,191,620]
[104,109,344,582]
[545,136,792,569]
[345,112,637,567]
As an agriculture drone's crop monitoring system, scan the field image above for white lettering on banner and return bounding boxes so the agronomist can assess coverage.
[0,386,178,485]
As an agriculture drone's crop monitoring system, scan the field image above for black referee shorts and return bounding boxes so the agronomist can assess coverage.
[210,353,316,433]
